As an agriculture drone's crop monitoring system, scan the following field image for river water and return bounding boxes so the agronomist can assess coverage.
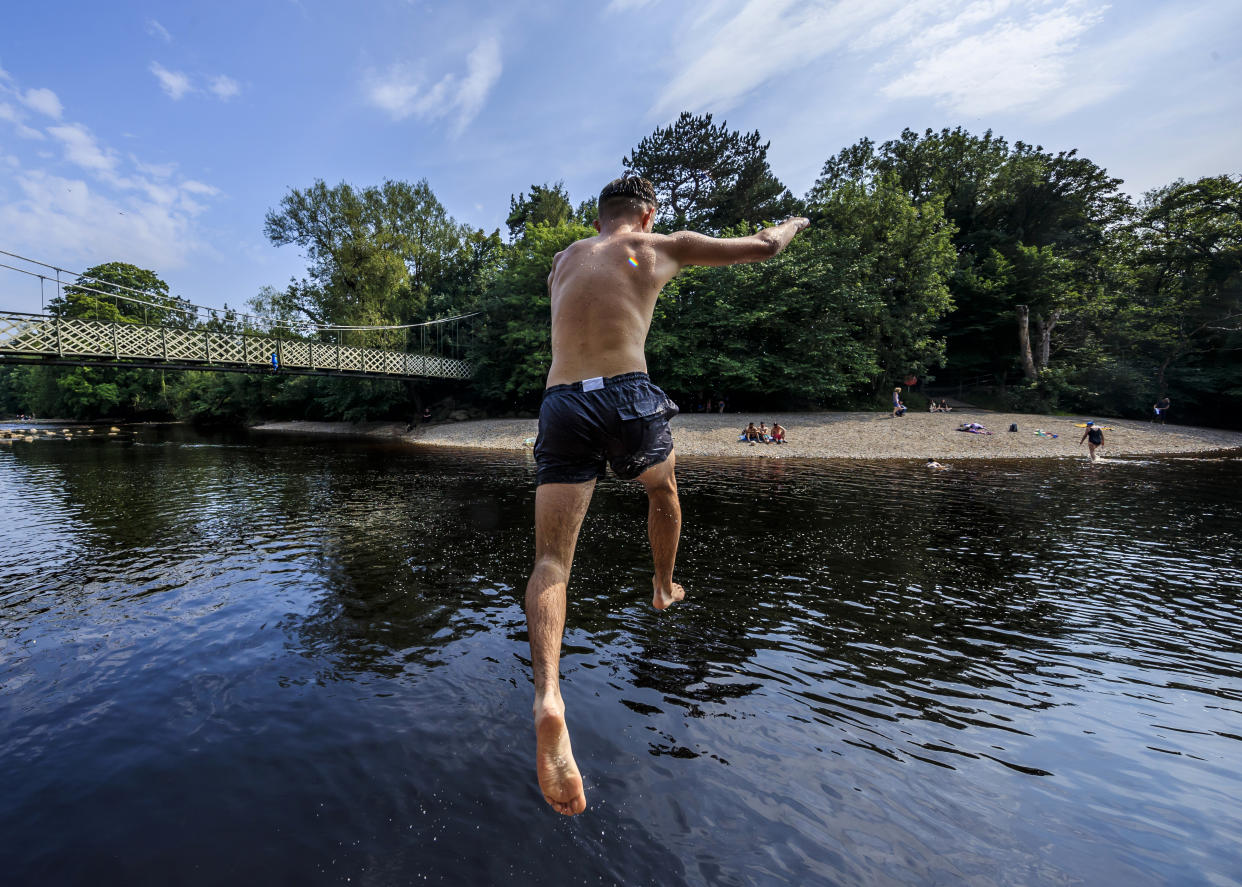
[1,424,1240,886]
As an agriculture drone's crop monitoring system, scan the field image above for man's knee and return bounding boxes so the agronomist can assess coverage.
[529,554,570,587]
[643,474,678,507]
[638,459,674,488]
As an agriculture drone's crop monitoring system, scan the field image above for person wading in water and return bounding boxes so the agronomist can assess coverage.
[1080,421,1105,461]
[525,173,809,815]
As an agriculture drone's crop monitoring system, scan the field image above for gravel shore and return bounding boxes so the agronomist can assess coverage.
[252,407,1242,460]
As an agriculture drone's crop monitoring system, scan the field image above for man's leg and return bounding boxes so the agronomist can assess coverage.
[637,452,685,610]
[526,480,595,816]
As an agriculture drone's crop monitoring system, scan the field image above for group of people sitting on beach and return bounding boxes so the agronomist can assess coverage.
[892,388,955,417]
[741,422,786,444]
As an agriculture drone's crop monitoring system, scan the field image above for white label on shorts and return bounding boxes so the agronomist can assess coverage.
[581,376,604,392]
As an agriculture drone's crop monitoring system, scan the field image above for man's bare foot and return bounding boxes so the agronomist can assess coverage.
[652,579,685,610]
[534,703,586,816]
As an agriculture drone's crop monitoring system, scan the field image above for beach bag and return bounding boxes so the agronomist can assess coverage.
[1009,423,1018,432]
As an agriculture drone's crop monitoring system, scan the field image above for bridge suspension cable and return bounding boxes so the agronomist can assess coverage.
[0,248,478,332]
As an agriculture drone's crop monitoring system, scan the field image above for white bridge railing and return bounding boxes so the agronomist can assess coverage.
[0,311,473,380]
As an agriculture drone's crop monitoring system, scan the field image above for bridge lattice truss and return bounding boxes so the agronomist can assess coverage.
[0,311,473,380]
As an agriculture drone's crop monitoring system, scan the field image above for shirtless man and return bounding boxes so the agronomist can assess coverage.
[526,174,808,815]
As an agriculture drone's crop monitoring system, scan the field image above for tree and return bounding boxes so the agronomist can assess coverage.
[35,263,179,418]
[506,182,573,241]
[472,222,595,406]
[623,112,798,233]
[807,177,957,393]
[1125,176,1242,421]
[813,128,1130,386]
[644,233,879,406]
[423,226,505,318]
[262,178,466,327]
[49,261,191,326]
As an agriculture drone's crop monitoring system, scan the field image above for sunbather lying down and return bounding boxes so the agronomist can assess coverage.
[958,422,993,434]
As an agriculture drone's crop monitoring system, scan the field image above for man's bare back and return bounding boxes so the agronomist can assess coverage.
[525,174,808,817]
[547,222,809,386]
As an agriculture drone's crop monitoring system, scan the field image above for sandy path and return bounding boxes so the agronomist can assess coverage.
[253,408,1242,460]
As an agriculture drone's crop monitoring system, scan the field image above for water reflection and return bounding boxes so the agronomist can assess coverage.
[1,428,1241,885]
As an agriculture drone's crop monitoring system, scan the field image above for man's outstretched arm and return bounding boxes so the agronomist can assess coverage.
[664,217,809,268]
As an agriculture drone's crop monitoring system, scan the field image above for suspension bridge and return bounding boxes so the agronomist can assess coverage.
[0,251,477,381]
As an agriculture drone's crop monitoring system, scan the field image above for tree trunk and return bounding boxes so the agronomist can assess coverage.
[1157,355,1172,394]
[1016,305,1036,380]
[1035,309,1060,371]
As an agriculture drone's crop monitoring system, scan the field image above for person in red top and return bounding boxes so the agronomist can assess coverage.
[771,422,786,444]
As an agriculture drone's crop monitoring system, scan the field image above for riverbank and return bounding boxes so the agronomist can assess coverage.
[251,409,1242,460]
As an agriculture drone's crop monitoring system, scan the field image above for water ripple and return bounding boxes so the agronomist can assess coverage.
[2,430,1241,885]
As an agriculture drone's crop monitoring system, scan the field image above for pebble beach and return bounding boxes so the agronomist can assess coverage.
[253,407,1242,460]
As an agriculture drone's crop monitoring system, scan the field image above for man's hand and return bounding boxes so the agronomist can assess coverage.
[754,216,809,257]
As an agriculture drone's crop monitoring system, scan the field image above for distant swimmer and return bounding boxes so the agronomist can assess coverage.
[524,174,808,815]
[1080,421,1105,461]
[926,458,947,470]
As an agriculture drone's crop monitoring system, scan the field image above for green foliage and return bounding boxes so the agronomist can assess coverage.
[506,182,581,241]
[1002,367,1081,414]
[814,127,1129,383]
[472,222,595,406]
[49,261,191,326]
[308,377,413,423]
[0,367,21,414]
[624,112,799,233]
[646,236,877,406]
[2,364,168,420]
[470,175,956,412]
[1119,175,1242,424]
[6,130,1235,431]
[57,369,121,418]
[170,372,271,425]
[808,177,955,391]
[261,178,480,327]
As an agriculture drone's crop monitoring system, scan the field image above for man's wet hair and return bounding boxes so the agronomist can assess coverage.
[599,174,658,221]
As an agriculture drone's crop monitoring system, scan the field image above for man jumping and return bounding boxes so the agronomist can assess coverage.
[524,174,808,815]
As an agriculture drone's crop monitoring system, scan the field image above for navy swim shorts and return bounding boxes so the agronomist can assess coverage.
[534,372,679,486]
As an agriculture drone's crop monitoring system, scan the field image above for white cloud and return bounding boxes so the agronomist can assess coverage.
[649,0,1126,121]
[453,38,502,134]
[650,0,897,117]
[181,179,220,196]
[0,102,45,139]
[365,36,501,134]
[48,123,118,173]
[20,87,63,119]
[606,0,658,11]
[150,62,194,100]
[132,157,177,179]
[146,19,173,43]
[367,68,421,118]
[883,5,1105,115]
[0,64,221,277]
[208,75,240,100]
[0,170,206,273]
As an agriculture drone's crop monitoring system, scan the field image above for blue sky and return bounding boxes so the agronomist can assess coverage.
[2,0,1240,315]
